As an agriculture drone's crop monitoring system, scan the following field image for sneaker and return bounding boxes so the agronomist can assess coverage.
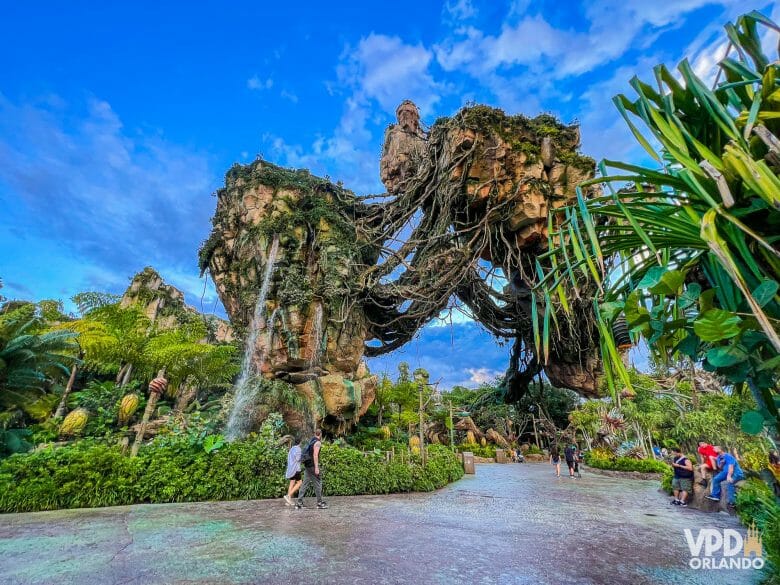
[679,502,688,507]
[705,495,720,502]
[317,501,329,509]
[295,502,304,509]
[670,499,680,505]
[283,495,292,506]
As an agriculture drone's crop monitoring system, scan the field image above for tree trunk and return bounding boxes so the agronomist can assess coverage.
[174,384,197,414]
[377,405,383,427]
[130,369,166,457]
[54,364,78,418]
[120,363,134,387]
[116,363,130,385]
[689,358,699,408]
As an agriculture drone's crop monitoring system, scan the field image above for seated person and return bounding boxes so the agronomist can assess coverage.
[697,441,718,484]
[705,446,745,506]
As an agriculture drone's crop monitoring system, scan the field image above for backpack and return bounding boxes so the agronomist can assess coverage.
[300,437,318,467]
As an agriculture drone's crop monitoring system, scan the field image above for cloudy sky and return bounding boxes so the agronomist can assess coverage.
[1,1,775,387]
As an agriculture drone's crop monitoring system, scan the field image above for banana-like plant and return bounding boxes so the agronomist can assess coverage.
[535,11,780,439]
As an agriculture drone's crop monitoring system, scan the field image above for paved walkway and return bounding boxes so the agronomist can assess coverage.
[0,463,763,585]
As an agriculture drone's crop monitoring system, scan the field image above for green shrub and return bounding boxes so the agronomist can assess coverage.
[456,443,496,458]
[525,445,543,455]
[661,467,674,493]
[584,450,670,474]
[0,438,463,513]
[735,479,780,582]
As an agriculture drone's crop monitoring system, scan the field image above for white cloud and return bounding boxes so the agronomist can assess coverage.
[436,0,747,81]
[465,367,502,385]
[444,0,477,22]
[247,75,273,90]
[339,33,445,116]
[280,89,299,103]
[0,93,216,303]
[266,34,448,193]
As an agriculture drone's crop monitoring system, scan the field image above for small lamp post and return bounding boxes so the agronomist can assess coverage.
[414,371,441,466]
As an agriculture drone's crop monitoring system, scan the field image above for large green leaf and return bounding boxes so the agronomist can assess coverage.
[740,410,765,435]
[752,279,778,308]
[706,345,748,367]
[636,266,666,290]
[693,309,742,341]
[600,301,624,322]
[678,283,702,309]
[650,270,686,296]
[674,332,699,358]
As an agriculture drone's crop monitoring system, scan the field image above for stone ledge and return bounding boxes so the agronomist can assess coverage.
[582,465,664,481]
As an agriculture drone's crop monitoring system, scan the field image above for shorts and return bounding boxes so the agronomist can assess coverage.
[565,459,575,468]
[288,471,301,481]
[672,477,693,492]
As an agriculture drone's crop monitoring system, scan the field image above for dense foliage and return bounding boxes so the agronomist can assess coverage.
[535,11,780,442]
[735,479,780,582]
[584,447,670,474]
[0,437,462,513]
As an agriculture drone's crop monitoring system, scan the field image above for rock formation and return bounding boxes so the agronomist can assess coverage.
[200,101,604,436]
[121,267,233,343]
[200,165,379,433]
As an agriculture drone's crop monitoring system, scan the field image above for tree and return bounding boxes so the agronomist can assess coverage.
[52,300,151,417]
[0,305,77,402]
[140,320,238,411]
[536,11,780,440]
[0,304,78,454]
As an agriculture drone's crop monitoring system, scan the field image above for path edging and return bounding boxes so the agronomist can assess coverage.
[582,464,663,481]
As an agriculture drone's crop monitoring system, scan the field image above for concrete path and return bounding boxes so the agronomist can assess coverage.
[0,463,764,585]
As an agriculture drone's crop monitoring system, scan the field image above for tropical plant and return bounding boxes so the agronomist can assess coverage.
[140,320,238,400]
[535,11,780,440]
[50,300,151,417]
[0,305,77,414]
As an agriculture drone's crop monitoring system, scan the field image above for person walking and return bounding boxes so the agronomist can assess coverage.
[283,437,304,506]
[670,446,694,507]
[550,447,561,478]
[564,444,576,479]
[705,445,745,507]
[296,429,328,509]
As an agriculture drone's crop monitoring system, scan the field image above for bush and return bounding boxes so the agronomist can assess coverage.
[0,439,464,513]
[584,449,670,474]
[735,479,780,582]
[456,443,496,458]
[661,467,674,493]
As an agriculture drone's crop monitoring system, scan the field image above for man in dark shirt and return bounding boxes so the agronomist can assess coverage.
[670,446,694,507]
[564,444,577,479]
[296,429,328,509]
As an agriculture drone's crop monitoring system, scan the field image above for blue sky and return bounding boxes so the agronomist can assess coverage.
[1,0,775,388]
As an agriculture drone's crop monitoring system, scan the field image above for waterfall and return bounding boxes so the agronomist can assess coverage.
[225,235,280,441]
[308,302,324,368]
